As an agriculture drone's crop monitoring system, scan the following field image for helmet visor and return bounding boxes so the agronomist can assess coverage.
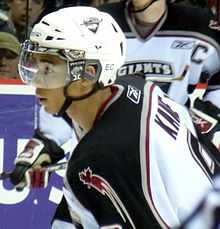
[19,41,69,89]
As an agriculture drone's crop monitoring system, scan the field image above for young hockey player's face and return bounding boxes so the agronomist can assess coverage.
[25,53,68,114]
[20,51,97,114]
[35,87,66,114]
[35,79,94,114]
[20,52,69,89]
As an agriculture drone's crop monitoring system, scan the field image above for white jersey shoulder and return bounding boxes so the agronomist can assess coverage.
[140,81,213,227]
[119,32,220,105]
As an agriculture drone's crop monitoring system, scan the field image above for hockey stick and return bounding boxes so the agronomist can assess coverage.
[189,71,210,108]
[0,161,67,181]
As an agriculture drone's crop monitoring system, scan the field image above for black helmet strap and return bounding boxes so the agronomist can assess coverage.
[55,82,100,117]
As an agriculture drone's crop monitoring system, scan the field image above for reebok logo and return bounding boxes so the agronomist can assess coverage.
[127,85,141,104]
[171,40,195,49]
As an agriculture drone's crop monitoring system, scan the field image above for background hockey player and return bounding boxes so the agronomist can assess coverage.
[11,0,220,186]
[8,0,220,227]
[98,0,220,151]
[15,6,219,228]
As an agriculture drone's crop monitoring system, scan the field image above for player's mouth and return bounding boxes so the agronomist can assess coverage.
[37,97,47,105]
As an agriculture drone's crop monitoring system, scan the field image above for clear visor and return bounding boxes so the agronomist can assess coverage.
[19,41,69,89]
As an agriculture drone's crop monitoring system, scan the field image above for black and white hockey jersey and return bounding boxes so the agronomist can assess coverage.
[99,2,220,107]
[63,76,215,229]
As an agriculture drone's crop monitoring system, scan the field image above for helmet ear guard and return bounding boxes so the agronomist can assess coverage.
[58,49,102,83]
[68,59,102,83]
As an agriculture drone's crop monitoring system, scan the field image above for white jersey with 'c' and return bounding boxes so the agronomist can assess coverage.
[120,31,220,105]
[99,2,220,107]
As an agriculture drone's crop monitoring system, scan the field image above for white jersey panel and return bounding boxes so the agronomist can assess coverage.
[140,82,213,228]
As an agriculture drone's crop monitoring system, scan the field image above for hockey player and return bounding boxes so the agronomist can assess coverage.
[10,0,220,227]
[7,1,220,229]
[16,6,219,228]
[11,0,220,188]
[98,0,220,150]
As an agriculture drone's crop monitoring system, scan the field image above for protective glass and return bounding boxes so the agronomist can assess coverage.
[19,40,102,89]
[125,0,167,40]
[19,41,73,89]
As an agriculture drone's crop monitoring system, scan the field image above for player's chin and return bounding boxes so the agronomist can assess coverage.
[44,105,59,115]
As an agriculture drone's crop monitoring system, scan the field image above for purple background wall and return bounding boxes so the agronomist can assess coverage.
[0,85,64,229]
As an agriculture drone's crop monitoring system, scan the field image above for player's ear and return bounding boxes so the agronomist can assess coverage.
[82,65,97,86]
[85,65,96,77]
[67,65,97,96]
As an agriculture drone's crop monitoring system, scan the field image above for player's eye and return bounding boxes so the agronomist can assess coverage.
[40,59,54,65]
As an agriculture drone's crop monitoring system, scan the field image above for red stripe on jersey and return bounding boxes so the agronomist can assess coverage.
[94,86,119,123]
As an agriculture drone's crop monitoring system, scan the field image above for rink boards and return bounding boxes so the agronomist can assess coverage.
[0,80,65,229]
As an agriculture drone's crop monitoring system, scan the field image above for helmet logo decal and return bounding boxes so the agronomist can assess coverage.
[69,61,85,81]
[83,17,102,33]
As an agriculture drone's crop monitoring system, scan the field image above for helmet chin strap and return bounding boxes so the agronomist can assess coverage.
[54,82,101,117]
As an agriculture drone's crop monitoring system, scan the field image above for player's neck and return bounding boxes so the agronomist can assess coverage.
[67,87,112,133]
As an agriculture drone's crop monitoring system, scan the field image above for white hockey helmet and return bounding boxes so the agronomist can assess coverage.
[19,6,126,89]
